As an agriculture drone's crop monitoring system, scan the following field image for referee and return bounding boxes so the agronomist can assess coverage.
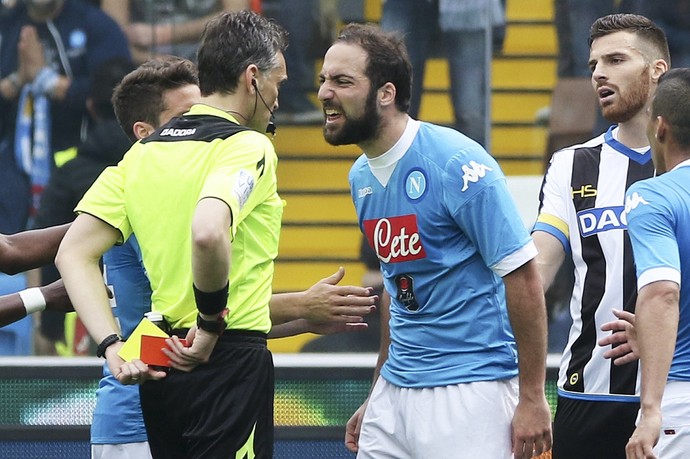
[57,11,287,458]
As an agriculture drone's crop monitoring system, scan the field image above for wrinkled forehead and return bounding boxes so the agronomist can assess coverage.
[321,42,369,80]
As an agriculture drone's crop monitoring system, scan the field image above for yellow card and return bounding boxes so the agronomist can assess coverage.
[117,318,169,362]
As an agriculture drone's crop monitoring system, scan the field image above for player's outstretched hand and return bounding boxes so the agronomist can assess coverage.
[303,267,377,324]
[345,402,368,453]
[599,309,638,365]
[163,327,217,372]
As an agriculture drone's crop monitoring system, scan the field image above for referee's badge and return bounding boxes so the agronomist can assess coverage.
[395,274,419,311]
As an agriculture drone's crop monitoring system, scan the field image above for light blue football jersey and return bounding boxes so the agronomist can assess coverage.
[350,119,536,388]
[626,160,690,381]
[91,236,151,445]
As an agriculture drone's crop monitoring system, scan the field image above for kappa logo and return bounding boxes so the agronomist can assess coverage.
[160,128,196,137]
[358,186,373,198]
[460,161,492,191]
[624,191,650,213]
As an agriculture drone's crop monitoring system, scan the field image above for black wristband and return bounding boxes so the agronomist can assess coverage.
[196,308,228,336]
[96,333,122,358]
[193,282,229,315]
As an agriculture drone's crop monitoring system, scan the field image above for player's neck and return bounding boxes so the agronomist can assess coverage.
[616,112,650,149]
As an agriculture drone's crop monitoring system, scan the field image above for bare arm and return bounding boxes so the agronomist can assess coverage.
[532,230,566,292]
[269,267,376,326]
[625,280,679,459]
[502,259,552,458]
[0,224,70,274]
[0,280,73,328]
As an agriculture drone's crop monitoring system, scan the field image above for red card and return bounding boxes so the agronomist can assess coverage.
[140,335,187,367]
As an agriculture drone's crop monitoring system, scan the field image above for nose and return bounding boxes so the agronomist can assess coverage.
[317,81,332,103]
[591,62,607,84]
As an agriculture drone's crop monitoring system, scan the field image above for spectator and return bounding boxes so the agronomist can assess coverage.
[0,0,130,235]
[101,0,251,64]
[380,0,505,146]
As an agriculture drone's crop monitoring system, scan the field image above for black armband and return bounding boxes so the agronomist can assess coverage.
[96,333,122,358]
[193,282,229,315]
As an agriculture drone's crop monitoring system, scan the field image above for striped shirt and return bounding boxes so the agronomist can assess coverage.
[534,126,654,401]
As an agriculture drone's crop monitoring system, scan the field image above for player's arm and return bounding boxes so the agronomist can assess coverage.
[0,280,72,327]
[268,266,376,327]
[503,259,552,458]
[345,288,390,453]
[625,280,678,458]
[0,224,70,274]
[532,230,566,291]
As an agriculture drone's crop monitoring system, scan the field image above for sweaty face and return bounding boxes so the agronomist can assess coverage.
[589,31,653,123]
[318,43,382,146]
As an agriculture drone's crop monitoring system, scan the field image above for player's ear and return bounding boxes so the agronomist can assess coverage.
[133,121,156,141]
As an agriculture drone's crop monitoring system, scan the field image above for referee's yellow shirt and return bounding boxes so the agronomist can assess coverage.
[77,104,283,333]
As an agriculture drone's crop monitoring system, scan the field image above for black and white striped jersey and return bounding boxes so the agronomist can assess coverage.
[534,126,654,401]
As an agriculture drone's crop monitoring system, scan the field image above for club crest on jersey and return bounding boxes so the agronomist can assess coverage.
[577,206,626,237]
[405,169,427,200]
[624,191,649,213]
[460,161,492,192]
[395,274,419,311]
[363,215,426,263]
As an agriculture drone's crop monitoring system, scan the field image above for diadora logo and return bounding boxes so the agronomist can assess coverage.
[577,206,626,237]
[572,184,597,198]
[461,161,492,192]
[624,191,649,213]
[160,128,196,137]
[363,215,426,263]
[358,186,373,198]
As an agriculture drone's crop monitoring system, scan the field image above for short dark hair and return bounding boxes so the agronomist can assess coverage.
[653,68,690,147]
[90,57,135,121]
[336,23,412,113]
[197,10,288,96]
[589,14,670,64]
[112,56,199,143]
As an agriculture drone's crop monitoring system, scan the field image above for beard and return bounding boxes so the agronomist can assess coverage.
[323,87,381,146]
[601,67,651,123]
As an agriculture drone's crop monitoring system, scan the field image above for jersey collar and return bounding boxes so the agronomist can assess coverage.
[604,125,652,165]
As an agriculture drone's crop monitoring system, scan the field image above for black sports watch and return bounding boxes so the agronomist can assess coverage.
[96,333,123,358]
[196,309,228,336]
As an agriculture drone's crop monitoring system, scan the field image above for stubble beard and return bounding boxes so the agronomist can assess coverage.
[601,68,651,124]
[323,88,381,146]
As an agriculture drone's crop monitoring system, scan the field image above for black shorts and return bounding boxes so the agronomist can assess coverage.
[140,330,274,459]
[552,395,639,459]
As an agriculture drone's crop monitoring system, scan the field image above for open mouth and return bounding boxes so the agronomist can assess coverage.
[324,108,342,123]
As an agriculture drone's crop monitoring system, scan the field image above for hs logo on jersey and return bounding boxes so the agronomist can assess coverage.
[461,161,492,192]
[363,215,426,263]
[577,206,626,237]
[572,184,597,198]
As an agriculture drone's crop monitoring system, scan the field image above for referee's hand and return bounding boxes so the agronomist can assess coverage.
[163,327,218,372]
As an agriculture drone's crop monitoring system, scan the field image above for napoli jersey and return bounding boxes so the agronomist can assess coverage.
[625,160,690,381]
[91,236,151,445]
[534,126,653,401]
[351,119,537,388]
